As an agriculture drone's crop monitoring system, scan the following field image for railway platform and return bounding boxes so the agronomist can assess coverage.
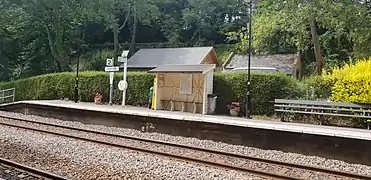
[1,100,371,166]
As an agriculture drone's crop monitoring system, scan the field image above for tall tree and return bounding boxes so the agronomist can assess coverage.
[98,0,160,60]
[157,0,247,45]
[250,0,371,74]
[12,0,95,71]
[128,0,160,57]
[182,0,247,45]
[97,0,132,63]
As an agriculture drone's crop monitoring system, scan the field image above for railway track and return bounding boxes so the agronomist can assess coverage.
[0,115,370,180]
[0,157,67,180]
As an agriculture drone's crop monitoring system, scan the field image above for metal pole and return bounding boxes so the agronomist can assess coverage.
[75,56,79,103]
[12,88,15,102]
[122,59,127,106]
[246,1,252,119]
[75,28,82,103]
[109,72,114,106]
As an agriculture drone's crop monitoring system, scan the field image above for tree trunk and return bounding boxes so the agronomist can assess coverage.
[310,19,324,75]
[45,25,68,72]
[113,27,119,63]
[45,26,56,57]
[112,6,131,62]
[128,6,137,58]
[55,61,63,72]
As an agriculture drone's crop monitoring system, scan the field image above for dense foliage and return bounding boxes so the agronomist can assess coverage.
[300,76,332,100]
[213,72,299,115]
[228,0,371,75]
[0,71,154,105]
[1,0,370,82]
[0,71,300,115]
[324,58,371,103]
[0,0,247,81]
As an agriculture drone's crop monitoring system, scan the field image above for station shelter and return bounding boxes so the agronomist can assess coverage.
[149,64,216,115]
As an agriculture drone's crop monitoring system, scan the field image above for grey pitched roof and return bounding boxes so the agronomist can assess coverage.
[224,54,297,74]
[123,47,214,68]
[149,64,216,74]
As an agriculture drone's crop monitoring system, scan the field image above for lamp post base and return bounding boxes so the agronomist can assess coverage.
[74,79,79,103]
[245,88,252,119]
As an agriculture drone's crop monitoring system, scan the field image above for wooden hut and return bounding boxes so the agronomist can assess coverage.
[149,64,216,115]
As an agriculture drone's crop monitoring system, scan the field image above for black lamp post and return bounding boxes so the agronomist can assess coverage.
[245,0,253,119]
[74,54,79,103]
[74,25,83,103]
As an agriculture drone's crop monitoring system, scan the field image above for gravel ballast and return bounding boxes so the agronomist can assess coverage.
[1,111,371,178]
[0,163,39,180]
[0,113,264,180]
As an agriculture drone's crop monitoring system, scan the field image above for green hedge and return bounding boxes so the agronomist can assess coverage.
[0,71,300,115]
[300,76,332,100]
[214,72,300,115]
[0,71,154,106]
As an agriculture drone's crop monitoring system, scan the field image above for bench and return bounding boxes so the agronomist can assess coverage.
[160,100,202,113]
[274,99,371,129]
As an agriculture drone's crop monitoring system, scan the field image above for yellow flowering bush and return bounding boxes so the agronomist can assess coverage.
[323,58,371,103]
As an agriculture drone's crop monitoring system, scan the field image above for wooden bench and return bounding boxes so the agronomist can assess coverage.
[160,100,202,113]
[274,99,371,129]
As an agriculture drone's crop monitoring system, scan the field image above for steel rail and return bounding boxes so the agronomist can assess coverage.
[0,115,370,180]
[0,157,68,180]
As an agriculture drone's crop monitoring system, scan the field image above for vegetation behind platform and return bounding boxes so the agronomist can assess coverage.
[214,73,300,115]
[2,0,370,82]
[324,58,371,104]
[0,71,300,115]
[299,76,332,100]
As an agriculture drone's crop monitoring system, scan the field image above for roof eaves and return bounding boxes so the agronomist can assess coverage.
[210,48,221,66]
[222,52,235,68]
[199,47,214,64]
[202,64,217,74]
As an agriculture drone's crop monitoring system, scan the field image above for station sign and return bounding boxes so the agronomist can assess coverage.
[105,66,120,72]
[106,58,114,66]
[118,80,128,91]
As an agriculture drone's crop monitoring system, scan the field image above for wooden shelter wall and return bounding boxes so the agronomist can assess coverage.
[202,54,215,64]
[202,51,218,65]
[156,73,204,113]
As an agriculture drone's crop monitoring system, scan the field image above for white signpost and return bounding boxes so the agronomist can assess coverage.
[109,72,114,85]
[118,80,128,91]
[105,66,120,72]
[118,56,125,63]
[106,58,114,66]
[120,50,129,106]
[106,59,118,106]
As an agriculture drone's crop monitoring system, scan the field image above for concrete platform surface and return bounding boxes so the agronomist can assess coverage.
[0,100,371,140]
[2,100,371,141]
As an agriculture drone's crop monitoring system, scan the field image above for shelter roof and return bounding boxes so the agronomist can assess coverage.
[223,54,298,75]
[149,64,216,74]
[122,47,217,68]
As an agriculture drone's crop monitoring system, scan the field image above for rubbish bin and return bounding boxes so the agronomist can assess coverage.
[207,94,218,114]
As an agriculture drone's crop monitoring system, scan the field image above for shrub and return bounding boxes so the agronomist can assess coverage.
[77,48,114,71]
[324,58,371,103]
[214,72,300,115]
[300,76,332,100]
[0,71,299,115]
[0,71,154,106]
[0,82,11,90]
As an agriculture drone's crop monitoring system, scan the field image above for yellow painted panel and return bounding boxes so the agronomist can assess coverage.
[152,76,156,109]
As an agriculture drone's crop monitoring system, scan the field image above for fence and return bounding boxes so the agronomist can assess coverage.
[0,88,15,104]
